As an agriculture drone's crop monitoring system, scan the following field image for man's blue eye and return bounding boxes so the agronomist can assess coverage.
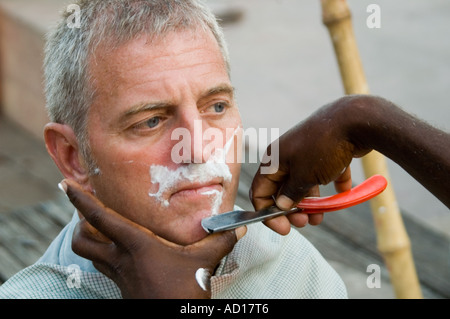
[146,117,160,128]
[214,103,225,113]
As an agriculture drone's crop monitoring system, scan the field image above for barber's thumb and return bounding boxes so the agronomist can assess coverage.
[201,227,247,261]
[217,226,247,247]
[277,182,310,210]
[234,226,247,241]
[275,195,295,210]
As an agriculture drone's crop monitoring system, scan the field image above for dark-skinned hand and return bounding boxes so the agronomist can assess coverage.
[250,98,371,235]
[60,179,246,299]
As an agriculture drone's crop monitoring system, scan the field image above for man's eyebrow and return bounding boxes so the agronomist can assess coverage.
[118,84,234,122]
[121,101,173,119]
[201,84,235,100]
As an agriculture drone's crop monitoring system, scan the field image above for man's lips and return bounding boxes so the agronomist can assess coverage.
[169,180,224,201]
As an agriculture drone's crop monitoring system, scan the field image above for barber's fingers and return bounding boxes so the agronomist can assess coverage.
[263,216,291,235]
[61,179,159,250]
[275,179,312,210]
[250,166,287,211]
[334,166,352,193]
[280,186,320,231]
[72,217,113,264]
[264,186,322,234]
[190,227,247,266]
[76,215,112,244]
[273,178,322,211]
[288,185,323,225]
[264,210,324,235]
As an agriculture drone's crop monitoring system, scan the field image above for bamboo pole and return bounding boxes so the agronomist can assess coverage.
[320,0,422,299]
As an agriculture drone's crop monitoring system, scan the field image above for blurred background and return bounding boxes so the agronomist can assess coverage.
[0,0,449,298]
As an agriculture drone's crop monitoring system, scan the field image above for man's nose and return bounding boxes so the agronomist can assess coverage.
[177,109,213,164]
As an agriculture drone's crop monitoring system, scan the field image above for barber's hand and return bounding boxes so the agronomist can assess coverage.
[250,100,371,235]
[60,179,246,299]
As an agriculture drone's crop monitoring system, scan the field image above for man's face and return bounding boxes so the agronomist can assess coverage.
[84,29,242,245]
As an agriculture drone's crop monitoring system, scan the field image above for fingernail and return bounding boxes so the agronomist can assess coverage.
[58,180,68,194]
[235,226,247,240]
[276,195,294,210]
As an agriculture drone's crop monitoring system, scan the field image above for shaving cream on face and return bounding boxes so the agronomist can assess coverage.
[148,161,231,212]
[148,128,239,215]
[197,189,223,216]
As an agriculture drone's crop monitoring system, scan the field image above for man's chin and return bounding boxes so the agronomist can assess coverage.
[165,222,210,246]
[187,227,210,244]
[147,199,234,245]
[181,208,216,244]
[149,207,213,245]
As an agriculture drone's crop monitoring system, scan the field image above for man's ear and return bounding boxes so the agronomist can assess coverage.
[44,123,90,187]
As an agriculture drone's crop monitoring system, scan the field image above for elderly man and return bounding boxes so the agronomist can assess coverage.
[0,0,346,299]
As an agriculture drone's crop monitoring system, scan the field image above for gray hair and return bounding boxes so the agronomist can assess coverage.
[44,0,230,173]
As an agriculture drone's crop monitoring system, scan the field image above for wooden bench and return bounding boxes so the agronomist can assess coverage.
[0,195,72,283]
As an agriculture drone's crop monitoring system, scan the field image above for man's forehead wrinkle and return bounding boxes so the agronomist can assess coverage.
[89,29,226,81]
[146,46,225,73]
[93,47,224,86]
[96,57,227,96]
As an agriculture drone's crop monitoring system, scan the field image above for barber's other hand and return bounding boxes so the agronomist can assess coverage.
[60,179,246,299]
[250,98,371,235]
